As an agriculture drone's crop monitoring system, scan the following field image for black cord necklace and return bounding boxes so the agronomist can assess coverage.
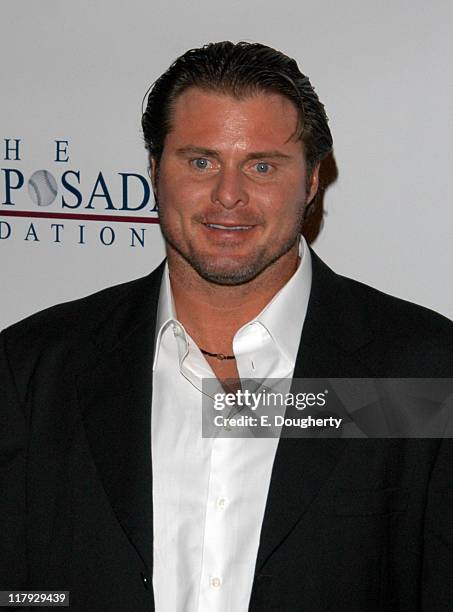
[199,347,236,360]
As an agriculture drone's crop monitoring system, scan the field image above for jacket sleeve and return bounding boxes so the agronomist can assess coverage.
[421,437,453,610]
[0,330,28,588]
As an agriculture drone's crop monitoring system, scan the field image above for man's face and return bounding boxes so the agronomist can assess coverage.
[153,87,319,285]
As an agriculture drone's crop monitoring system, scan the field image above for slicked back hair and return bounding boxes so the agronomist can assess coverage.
[141,41,333,172]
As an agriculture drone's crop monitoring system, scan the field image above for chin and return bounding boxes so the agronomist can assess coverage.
[189,254,271,286]
[167,234,298,286]
[195,268,262,286]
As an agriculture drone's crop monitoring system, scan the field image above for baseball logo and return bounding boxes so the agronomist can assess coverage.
[27,170,58,206]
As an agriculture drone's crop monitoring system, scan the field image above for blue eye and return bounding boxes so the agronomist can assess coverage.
[255,162,270,173]
[192,158,210,169]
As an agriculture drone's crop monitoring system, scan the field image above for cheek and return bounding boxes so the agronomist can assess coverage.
[257,180,307,213]
[159,171,209,209]
[283,175,308,201]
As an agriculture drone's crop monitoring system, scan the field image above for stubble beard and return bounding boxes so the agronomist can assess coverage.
[157,195,307,286]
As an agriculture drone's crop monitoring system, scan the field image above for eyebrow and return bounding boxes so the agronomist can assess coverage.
[175,146,294,162]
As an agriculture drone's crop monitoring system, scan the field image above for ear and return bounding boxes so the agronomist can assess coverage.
[307,162,320,204]
[149,156,158,196]
[148,155,159,205]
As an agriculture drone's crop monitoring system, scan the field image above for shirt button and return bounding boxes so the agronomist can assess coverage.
[140,572,149,589]
[210,576,222,590]
[217,497,226,509]
[172,324,181,336]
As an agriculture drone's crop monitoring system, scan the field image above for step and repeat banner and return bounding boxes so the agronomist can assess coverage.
[1,0,452,330]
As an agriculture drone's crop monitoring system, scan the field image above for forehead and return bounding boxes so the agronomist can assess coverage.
[166,87,301,152]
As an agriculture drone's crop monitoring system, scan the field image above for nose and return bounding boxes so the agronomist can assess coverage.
[211,167,249,209]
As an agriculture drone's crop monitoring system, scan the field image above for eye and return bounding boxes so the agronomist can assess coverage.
[255,162,271,174]
[191,158,212,170]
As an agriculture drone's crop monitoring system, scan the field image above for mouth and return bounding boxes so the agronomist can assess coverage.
[198,218,260,243]
[204,223,255,231]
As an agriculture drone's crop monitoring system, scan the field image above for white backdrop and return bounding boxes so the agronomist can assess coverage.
[1,0,452,330]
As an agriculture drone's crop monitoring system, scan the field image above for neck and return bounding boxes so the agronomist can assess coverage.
[167,243,300,353]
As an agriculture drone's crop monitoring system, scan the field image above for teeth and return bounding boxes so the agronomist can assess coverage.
[206,224,252,230]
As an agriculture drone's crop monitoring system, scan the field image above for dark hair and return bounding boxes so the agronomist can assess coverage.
[142,41,333,171]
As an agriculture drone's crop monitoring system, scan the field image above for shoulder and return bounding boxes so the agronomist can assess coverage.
[344,274,453,343]
[339,273,453,375]
[309,249,453,376]
[1,262,165,390]
[3,274,147,346]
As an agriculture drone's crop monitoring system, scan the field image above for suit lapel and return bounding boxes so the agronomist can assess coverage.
[254,249,374,572]
[75,263,164,573]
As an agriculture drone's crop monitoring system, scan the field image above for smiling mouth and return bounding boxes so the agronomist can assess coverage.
[204,223,255,231]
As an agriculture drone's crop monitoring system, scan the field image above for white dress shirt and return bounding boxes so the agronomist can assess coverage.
[151,236,312,611]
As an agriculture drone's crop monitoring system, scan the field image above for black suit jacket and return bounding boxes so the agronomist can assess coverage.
[1,251,453,611]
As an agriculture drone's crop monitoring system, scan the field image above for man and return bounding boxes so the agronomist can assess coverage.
[1,41,452,611]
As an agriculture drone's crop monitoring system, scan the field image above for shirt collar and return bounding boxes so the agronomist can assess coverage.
[152,265,181,370]
[152,235,312,370]
[245,235,312,367]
